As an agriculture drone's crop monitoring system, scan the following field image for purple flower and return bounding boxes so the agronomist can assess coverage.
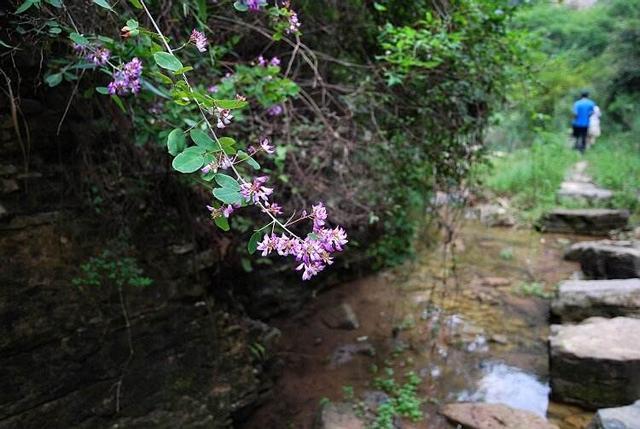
[240,176,273,203]
[201,161,218,174]
[260,137,275,154]
[267,104,284,116]
[287,11,301,34]
[262,201,283,216]
[222,205,234,218]
[256,233,278,256]
[220,156,233,170]
[269,56,281,67]
[257,55,267,67]
[108,57,143,96]
[311,202,327,232]
[275,234,301,256]
[245,0,265,12]
[296,261,322,281]
[87,47,110,66]
[189,29,208,53]
[208,84,219,93]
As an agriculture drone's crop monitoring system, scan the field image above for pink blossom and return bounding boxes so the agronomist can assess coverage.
[87,47,110,66]
[222,205,234,218]
[256,233,278,256]
[260,138,275,154]
[257,55,267,67]
[240,176,273,203]
[189,29,208,53]
[311,202,327,231]
[262,201,283,216]
[267,104,284,116]
[216,107,233,128]
[269,57,281,67]
[287,11,301,34]
[108,57,143,96]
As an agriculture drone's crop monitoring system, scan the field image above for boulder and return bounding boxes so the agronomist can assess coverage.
[551,279,640,322]
[322,303,360,330]
[537,209,629,235]
[549,317,640,408]
[564,240,640,279]
[439,403,558,429]
[315,402,365,429]
[589,400,640,429]
[475,204,516,227]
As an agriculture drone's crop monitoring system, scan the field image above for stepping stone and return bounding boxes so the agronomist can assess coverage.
[589,400,640,429]
[439,403,558,429]
[557,181,612,201]
[551,279,640,322]
[537,209,629,235]
[564,240,640,279]
[550,317,640,409]
[315,402,364,429]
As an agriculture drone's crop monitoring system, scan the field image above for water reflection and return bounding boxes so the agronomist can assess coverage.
[458,362,550,417]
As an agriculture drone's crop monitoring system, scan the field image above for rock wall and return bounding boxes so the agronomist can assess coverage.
[0,77,281,428]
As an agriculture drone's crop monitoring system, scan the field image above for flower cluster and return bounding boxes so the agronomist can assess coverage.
[255,202,348,280]
[215,107,233,128]
[257,55,281,67]
[267,104,283,116]
[240,176,273,203]
[245,0,267,11]
[189,29,208,53]
[87,47,111,66]
[108,58,143,96]
[287,11,301,34]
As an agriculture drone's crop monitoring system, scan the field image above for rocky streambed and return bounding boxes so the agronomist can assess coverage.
[241,220,607,429]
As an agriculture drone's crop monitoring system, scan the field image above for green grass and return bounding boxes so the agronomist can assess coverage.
[586,134,640,212]
[476,134,578,221]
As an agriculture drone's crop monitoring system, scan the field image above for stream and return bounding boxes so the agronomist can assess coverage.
[243,219,594,428]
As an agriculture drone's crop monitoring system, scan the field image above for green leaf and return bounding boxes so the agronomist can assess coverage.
[214,99,248,110]
[153,52,183,72]
[373,2,387,11]
[218,136,236,154]
[212,187,243,205]
[201,170,216,181]
[69,32,89,46]
[96,86,109,95]
[214,173,240,191]
[172,146,205,173]
[173,66,193,75]
[126,19,139,30]
[214,216,230,231]
[190,129,217,151]
[233,0,248,12]
[129,0,143,8]
[247,230,264,254]
[111,95,126,113]
[46,0,62,7]
[15,0,36,14]
[45,73,63,87]
[92,0,113,11]
[237,150,260,170]
[167,128,186,156]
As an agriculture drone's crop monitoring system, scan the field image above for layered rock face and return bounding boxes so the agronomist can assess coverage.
[549,317,640,409]
[551,279,640,322]
[588,400,640,429]
[564,240,640,279]
[537,209,629,235]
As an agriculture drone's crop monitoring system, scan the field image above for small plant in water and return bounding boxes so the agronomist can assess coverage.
[372,371,423,429]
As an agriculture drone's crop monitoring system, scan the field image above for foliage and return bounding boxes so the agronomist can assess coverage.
[72,250,152,289]
[372,371,423,428]
[476,134,578,221]
[514,281,553,299]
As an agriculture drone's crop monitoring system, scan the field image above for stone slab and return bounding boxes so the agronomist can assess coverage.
[551,279,640,322]
[589,400,640,429]
[537,209,629,235]
[550,317,640,409]
[439,402,558,429]
[564,240,640,279]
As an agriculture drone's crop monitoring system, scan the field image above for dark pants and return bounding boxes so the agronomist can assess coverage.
[573,126,588,153]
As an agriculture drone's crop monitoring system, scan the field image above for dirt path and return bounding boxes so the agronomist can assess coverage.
[241,221,594,429]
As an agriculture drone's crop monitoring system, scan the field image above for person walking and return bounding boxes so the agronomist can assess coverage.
[572,91,596,154]
[587,105,601,147]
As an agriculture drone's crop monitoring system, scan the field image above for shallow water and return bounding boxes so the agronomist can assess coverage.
[242,220,594,428]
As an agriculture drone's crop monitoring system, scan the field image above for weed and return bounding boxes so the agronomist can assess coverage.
[515,281,554,299]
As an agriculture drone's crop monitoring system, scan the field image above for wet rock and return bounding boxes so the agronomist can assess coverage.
[315,402,365,429]
[362,390,391,410]
[322,303,360,330]
[551,279,640,322]
[537,209,629,235]
[550,317,640,408]
[557,181,612,202]
[589,400,640,429]
[564,240,640,279]
[439,402,558,429]
[330,342,375,367]
[490,334,509,345]
[475,204,516,227]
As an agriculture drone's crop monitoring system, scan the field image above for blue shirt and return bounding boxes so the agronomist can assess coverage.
[572,98,596,127]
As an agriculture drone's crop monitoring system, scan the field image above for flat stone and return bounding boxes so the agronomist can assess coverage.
[558,181,613,201]
[551,279,640,322]
[537,209,629,235]
[481,277,511,287]
[315,402,365,429]
[322,303,360,330]
[589,400,640,429]
[439,403,558,429]
[475,204,516,227]
[330,342,375,367]
[550,317,640,409]
[564,240,640,279]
